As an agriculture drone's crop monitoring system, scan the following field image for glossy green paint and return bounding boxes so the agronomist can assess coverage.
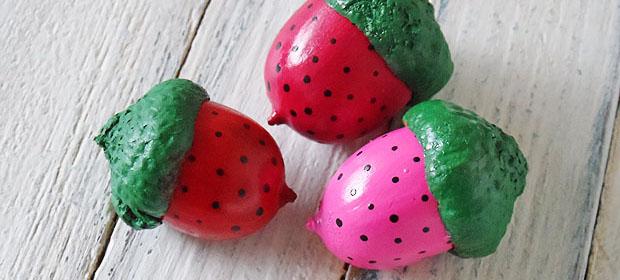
[403,100,528,257]
[325,0,453,103]
[95,79,208,229]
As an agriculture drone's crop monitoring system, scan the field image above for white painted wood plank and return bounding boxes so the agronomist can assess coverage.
[0,1,207,278]
[348,0,620,279]
[95,1,378,279]
[588,112,620,280]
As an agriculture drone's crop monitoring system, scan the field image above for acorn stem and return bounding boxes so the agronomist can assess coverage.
[268,111,286,125]
[279,183,297,207]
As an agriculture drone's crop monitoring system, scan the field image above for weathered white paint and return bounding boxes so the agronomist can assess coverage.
[348,0,620,279]
[2,0,619,279]
[588,114,620,280]
[0,0,207,278]
[95,1,351,279]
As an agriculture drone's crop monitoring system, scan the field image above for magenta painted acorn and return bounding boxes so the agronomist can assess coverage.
[307,100,528,269]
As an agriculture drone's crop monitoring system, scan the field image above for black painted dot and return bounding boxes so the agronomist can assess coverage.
[304,107,313,115]
[276,64,281,72]
[292,46,299,52]
[368,260,377,264]
[356,151,363,156]
[263,184,271,193]
[357,117,364,123]
[390,214,399,223]
[330,115,338,122]
[380,105,387,112]
[368,203,375,210]
[336,134,345,139]
[394,258,402,261]
[259,140,266,146]
[271,157,278,166]
[364,164,371,171]
[212,201,220,209]
[303,75,311,83]
[275,42,282,50]
[188,155,196,162]
[423,227,430,233]
[360,235,368,241]
[211,111,219,115]
[283,84,290,92]
[391,146,398,151]
[336,218,343,227]
[312,56,319,63]
[243,123,251,129]
[343,66,351,73]
[392,177,399,183]
[330,38,337,44]
[422,195,429,202]
[337,173,343,180]
[290,110,297,117]
[347,94,354,100]
[370,97,377,104]
[347,256,353,260]
[413,157,421,162]
[240,156,248,164]
[394,238,402,244]
[368,44,375,50]
[216,168,225,176]
[231,225,241,232]
[196,219,203,224]
[323,89,332,97]
[307,130,315,135]
[350,189,357,196]
[181,185,188,193]
[238,189,246,197]
[312,16,318,21]
[418,250,426,254]
[307,3,313,8]
[256,207,264,216]
[373,70,379,77]
[290,24,296,31]
[215,131,223,137]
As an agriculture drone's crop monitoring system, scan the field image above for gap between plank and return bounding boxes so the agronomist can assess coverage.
[86,2,212,279]
[175,1,211,78]
[585,90,620,279]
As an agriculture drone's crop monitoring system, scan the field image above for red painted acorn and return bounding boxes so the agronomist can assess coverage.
[265,0,453,143]
[95,79,296,240]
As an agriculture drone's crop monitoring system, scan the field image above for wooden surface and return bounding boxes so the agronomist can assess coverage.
[0,0,619,279]
[588,112,620,280]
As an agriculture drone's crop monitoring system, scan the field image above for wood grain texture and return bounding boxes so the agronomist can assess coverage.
[588,107,620,280]
[0,0,207,278]
[3,0,619,279]
[95,1,360,279]
[348,0,620,279]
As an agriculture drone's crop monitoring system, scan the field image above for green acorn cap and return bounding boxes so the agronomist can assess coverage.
[403,100,528,257]
[326,0,454,103]
[95,79,209,229]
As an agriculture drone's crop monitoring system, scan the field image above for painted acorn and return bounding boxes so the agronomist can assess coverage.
[265,0,453,143]
[307,100,528,269]
[95,79,296,240]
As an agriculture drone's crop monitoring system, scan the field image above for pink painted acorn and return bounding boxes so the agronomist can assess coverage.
[307,100,528,270]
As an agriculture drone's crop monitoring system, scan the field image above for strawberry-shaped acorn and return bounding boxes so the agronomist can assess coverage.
[95,79,297,240]
[265,0,453,143]
[307,100,528,269]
